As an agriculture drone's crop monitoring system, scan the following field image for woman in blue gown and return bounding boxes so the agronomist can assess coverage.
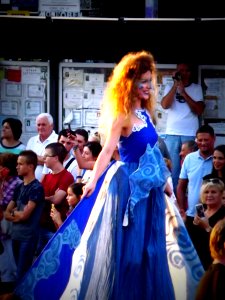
[15,51,204,300]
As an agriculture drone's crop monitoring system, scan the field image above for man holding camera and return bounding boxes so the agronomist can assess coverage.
[161,63,205,192]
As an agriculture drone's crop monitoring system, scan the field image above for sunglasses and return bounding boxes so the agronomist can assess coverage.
[203,178,223,184]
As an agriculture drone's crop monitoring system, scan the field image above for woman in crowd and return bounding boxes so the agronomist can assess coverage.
[0,118,25,155]
[14,51,203,300]
[72,140,102,183]
[195,217,225,300]
[204,144,225,183]
[193,178,225,270]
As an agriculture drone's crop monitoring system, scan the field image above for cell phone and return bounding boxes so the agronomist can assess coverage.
[195,204,205,218]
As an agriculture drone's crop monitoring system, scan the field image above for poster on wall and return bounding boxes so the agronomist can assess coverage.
[59,63,114,132]
[0,60,49,145]
[1,101,18,115]
[200,66,225,121]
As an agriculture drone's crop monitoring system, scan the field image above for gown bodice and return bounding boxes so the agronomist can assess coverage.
[118,109,158,163]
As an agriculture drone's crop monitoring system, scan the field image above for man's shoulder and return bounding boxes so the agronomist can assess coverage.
[29,179,44,189]
[187,82,203,94]
[26,135,39,147]
[182,150,199,166]
[63,168,75,178]
[27,134,39,142]
[48,130,58,141]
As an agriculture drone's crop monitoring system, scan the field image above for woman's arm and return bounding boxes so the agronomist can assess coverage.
[82,115,125,197]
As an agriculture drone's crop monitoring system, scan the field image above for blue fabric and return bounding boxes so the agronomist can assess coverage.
[14,110,204,300]
[119,109,158,163]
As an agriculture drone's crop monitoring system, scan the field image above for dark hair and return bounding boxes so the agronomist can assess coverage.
[74,128,89,142]
[19,150,38,169]
[2,118,22,140]
[45,142,67,164]
[0,152,18,176]
[196,124,215,137]
[211,144,225,182]
[183,140,198,152]
[58,129,69,140]
[69,182,85,197]
[84,141,102,158]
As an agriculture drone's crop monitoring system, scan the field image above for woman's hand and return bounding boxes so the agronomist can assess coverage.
[193,215,209,230]
[82,181,96,198]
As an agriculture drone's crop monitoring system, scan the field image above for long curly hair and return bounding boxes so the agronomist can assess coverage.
[99,50,157,139]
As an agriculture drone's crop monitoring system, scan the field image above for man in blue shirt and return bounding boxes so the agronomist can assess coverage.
[177,124,215,245]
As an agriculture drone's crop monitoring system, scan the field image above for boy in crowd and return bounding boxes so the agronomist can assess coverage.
[37,142,74,255]
[4,150,45,283]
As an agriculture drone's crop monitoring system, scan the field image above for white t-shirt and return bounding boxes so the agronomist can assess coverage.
[63,155,78,181]
[26,130,58,181]
[163,83,203,136]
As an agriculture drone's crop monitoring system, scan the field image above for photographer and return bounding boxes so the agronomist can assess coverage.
[161,63,205,192]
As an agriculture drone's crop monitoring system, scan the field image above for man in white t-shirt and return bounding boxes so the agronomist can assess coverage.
[26,113,58,181]
[161,63,205,192]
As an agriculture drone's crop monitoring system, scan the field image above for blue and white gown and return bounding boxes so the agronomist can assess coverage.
[15,109,204,300]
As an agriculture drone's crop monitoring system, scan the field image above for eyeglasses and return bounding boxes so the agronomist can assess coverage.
[203,178,223,184]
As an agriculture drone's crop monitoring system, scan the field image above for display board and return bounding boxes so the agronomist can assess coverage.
[0,60,50,145]
[199,65,225,146]
[59,62,114,135]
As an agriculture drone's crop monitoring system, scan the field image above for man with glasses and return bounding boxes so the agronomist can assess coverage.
[36,142,74,255]
[177,124,215,245]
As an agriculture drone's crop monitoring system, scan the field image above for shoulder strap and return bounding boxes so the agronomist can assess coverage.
[65,157,75,169]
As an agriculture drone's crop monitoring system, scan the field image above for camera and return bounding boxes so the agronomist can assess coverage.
[195,204,205,218]
[172,71,181,81]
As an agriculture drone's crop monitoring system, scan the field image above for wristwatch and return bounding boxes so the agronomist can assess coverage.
[73,145,79,151]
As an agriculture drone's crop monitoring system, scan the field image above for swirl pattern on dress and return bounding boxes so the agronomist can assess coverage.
[16,220,81,299]
[123,144,167,225]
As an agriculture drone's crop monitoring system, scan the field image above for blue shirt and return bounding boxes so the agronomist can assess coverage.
[179,150,213,217]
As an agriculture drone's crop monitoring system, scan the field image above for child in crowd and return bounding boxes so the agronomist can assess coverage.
[50,182,84,229]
